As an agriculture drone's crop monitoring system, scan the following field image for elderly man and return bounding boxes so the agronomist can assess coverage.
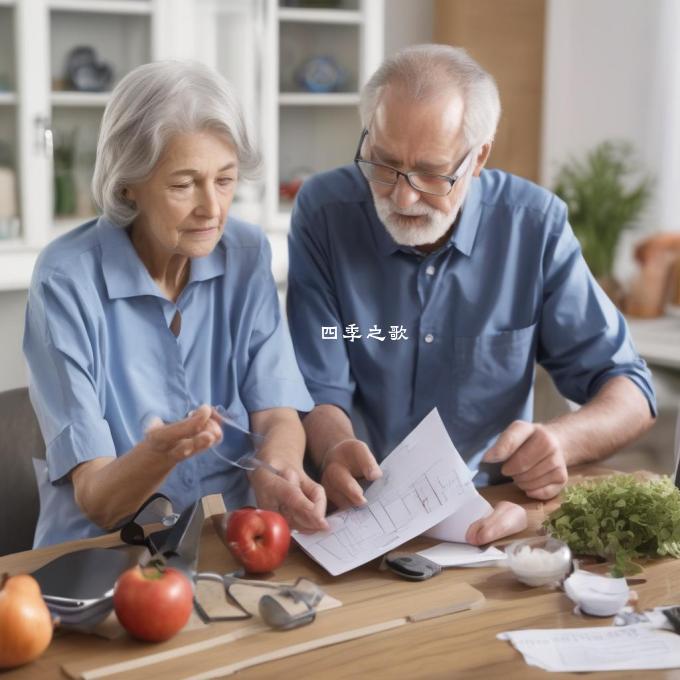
[287,44,656,544]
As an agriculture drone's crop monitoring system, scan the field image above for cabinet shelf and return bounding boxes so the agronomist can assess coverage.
[47,0,152,15]
[51,91,109,107]
[0,92,16,105]
[278,7,362,25]
[279,92,360,106]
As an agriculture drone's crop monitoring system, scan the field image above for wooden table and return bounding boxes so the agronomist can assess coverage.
[2,465,680,679]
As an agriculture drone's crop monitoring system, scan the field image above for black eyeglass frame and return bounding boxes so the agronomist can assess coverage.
[353,128,474,197]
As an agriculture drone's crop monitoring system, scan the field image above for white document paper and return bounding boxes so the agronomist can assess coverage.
[294,408,483,575]
[425,492,492,543]
[417,542,506,567]
[498,626,680,672]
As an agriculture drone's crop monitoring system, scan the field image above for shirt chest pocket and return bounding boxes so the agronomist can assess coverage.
[450,323,538,441]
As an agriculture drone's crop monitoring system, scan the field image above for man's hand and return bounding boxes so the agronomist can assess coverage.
[482,420,568,500]
[321,439,382,509]
[465,501,528,545]
[251,466,329,534]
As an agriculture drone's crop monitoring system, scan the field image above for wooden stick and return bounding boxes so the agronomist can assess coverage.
[182,619,408,680]
[78,625,264,680]
[183,596,485,680]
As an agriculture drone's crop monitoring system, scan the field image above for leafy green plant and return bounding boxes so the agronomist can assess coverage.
[544,475,680,576]
[553,141,652,279]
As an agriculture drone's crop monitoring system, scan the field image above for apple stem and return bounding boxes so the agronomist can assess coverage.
[0,573,8,591]
[143,558,167,579]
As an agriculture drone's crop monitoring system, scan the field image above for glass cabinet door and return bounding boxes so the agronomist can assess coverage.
[48,1,152,234]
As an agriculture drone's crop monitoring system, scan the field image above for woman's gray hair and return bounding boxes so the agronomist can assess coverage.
[359,44,501,148]
[92,61,261,226]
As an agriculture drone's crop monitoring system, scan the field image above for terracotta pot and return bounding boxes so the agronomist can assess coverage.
[624,250,678,318]
[597,275,625,309]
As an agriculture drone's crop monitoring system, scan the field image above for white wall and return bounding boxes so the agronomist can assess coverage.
[541,0,680,281]
[384,0,434,55]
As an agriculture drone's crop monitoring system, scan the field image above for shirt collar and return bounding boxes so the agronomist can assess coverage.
[97,217,226,300]
[369,174,484,259]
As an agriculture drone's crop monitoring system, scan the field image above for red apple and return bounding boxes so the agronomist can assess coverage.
[226,508,291,574]
[113,564,193,642]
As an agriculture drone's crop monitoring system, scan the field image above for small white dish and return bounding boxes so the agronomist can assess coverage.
[563,570,630,616]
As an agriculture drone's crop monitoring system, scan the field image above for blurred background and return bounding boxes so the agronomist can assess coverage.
[0,0,678,472]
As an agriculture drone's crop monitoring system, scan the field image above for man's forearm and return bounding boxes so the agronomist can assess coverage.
[547,376,655,466]
[302,404,357,469]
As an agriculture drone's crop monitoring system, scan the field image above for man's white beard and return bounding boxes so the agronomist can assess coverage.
[373,194,459,248]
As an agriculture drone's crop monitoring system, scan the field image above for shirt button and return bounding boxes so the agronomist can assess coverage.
[425,265,435,276]
[424,333,434,344]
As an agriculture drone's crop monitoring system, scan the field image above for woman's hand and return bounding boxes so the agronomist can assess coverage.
[249,407,329,533]
[71,405,223,529]
[250,465,328,533]
[143,404,223,462]
[465,500,528,546]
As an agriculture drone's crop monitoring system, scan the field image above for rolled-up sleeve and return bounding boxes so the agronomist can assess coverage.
[240,238,314,414]
[286,192,356,414]
[23,272,116,483]
[537,199,657,416]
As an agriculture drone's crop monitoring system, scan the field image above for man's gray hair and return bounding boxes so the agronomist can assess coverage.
[359,44,501,148]
[92,61,261,226]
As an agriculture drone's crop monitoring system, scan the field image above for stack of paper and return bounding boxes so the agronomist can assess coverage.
[417,543,505,568]
[294,408,493,575]
[499,626,680,672]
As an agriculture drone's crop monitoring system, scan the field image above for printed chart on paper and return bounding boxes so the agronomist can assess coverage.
[294,408,483,575]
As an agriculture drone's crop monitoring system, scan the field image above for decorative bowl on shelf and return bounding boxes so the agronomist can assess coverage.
[295,56,347,93]
[66,46,113,93]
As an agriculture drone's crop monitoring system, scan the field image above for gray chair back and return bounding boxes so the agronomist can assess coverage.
[0,387,45,555]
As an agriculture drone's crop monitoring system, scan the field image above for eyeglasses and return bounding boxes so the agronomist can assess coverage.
[140,406,283,478]
[353,128,474,197]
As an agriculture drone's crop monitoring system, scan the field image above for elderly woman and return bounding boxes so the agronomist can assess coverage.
[24,61,328,547]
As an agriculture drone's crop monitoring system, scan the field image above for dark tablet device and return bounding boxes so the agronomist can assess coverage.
[32,547,137,602]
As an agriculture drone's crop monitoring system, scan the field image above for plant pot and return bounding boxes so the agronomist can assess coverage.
[597,275,625,309]
[624,249,678,318]
[54,170,76,216]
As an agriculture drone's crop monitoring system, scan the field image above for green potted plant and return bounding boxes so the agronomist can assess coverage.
[53,130,77,217]
[553,141,652,305]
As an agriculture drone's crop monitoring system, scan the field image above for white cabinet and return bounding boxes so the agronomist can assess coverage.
[261,0,384,232]
[0,0,384,290]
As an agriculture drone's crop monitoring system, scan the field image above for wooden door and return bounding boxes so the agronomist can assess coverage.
[434,0,545,183]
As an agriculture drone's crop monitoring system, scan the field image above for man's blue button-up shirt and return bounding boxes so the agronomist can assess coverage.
[287,165,656,486]
[24,217,313,547]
